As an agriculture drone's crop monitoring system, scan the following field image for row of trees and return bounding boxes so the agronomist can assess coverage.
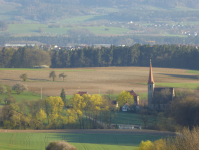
[51,44,199,70]
[0,47,51,68]
[1,44,199,69]
[0,35,199,47]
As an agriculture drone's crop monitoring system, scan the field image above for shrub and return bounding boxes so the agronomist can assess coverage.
[0,84,7,94]
[12,83,28,94]
[4,95,16,104]
[20,73,28,81]
[7,86,12,94]
[46,141,77,150]
[137,127,199,150]
[137,140,154,150]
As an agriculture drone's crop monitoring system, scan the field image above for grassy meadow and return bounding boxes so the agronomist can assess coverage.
[140,82,199,90]
[8,24,131,35]
[0,68,95,72]
[0,91,41,104]
[186,70,199,74]
[0,132,164,150]
[112,112,154,126]
[58,15,103,24]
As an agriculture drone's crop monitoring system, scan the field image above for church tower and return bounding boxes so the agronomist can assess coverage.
[148,59,155,108]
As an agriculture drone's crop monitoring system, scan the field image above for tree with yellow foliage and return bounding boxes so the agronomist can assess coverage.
[89,94,105,128]
[137,140,154,150]
[65,109,77,129]
[69,94,86,129]
[116,91,134,107]
[45,96,64,129]
[36,108,47,122]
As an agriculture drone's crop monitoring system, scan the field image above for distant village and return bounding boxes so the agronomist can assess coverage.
[4,42,199,50]
[4,43,114,51]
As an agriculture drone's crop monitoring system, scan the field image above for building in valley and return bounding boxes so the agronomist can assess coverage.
[148,60,175,109]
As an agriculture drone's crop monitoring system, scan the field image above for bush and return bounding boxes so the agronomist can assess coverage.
[137,127,199,150]
[20,73,28,81]
[0,97,2,104]
[46,141,77,150]
[12,83,28,94]
[7,86,12,94]
[4,95,16,104]
[0,84,7,94]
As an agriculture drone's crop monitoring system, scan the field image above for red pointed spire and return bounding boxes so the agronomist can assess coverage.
[148,59,155,84]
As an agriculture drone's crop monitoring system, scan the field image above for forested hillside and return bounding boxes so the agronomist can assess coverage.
[2,0,199,22]
[1,44,199,70]
[1,35,199,46]
[5,0,199,8]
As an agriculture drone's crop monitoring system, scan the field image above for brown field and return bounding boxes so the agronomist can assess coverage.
[0,67,198,96]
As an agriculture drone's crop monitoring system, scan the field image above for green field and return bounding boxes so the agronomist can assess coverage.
[58,15,103,24]
[112,112,154,126]
[163,33,187,37]
[155,83,199,89]
[0,68,43,71]
[0,91,42,104]
[187,70,199,74]
[140,82,199,89]
[8,24,131,35]
[0,132,164,150]
[0,68,95,72]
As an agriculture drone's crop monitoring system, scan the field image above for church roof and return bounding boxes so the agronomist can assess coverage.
[148,60,155,84]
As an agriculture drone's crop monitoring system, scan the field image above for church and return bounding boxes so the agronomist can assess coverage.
[148,60,175,109]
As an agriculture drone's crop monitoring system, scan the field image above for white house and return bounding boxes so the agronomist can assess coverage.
[122,103,130,111]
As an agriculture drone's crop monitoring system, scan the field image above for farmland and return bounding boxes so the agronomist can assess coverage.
[0,130,174,150]
[8,24,131,35]
[0,67,198,97]
[111,112,155,126]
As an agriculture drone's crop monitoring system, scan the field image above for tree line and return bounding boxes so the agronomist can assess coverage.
[2,44,199,70]
[50,44,199,70]
[0,47,51,68]
[0,35,199,47]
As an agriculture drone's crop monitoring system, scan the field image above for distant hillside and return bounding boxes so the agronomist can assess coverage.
[1,0,199,22]
[4,0,199,8]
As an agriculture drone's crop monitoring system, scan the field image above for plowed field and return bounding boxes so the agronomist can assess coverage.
[0,67,197,96]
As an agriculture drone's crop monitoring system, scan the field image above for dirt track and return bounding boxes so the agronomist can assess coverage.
[0,129,176,136]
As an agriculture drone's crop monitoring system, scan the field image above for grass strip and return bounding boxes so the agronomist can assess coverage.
[0,68,95,72]
[140,82,199,89]
[186,70,199,74]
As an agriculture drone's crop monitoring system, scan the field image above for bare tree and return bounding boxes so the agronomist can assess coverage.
[139,108,149,128]
[59,72,67,81]
[49,71,56,81]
